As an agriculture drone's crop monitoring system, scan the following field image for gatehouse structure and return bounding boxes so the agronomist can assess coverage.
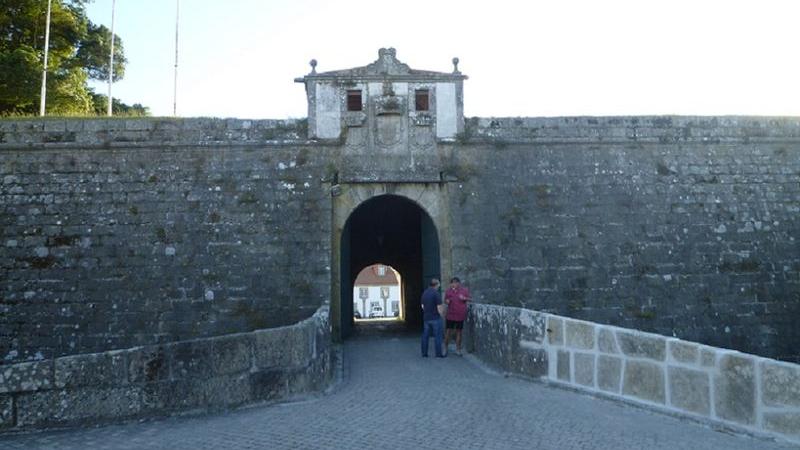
[0,48,799,441]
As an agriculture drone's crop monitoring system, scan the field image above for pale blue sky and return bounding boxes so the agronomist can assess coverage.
[87,0,800,119]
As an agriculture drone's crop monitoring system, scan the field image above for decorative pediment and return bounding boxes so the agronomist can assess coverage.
[296,48,466,82]
[363,48,410,75]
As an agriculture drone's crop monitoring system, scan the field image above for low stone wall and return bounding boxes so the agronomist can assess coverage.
[4,116,799,149]
[0,117,311,148]
[466,303,800,444]
[463,115,800,144]
[0,305,332,431]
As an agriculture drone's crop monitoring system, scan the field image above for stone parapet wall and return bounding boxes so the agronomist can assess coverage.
[0,118,311,149]
[3,116,799,149]
[466,303,800,444]
[464,116,800,144]
[0,305,332,431]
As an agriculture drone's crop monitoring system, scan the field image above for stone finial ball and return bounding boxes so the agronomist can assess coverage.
[310,59,317,68]
[453,57,459,65]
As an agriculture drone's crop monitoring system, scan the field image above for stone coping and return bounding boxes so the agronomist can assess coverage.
[0,305,332,431]
[462,115,800,144]
[1,115,799,149]
[0,118,315,149]
[466,303,800,445]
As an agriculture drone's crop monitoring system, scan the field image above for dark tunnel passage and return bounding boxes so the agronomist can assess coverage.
[340,195,440,338]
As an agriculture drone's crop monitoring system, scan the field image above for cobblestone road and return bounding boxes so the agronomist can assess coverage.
[1,335,796,450]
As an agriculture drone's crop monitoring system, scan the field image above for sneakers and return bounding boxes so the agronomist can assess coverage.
[455,349,463,356]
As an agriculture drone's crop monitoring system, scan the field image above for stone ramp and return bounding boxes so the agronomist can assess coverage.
[0,337,793,450]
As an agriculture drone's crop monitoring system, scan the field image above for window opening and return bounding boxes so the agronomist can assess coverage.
[415,89,430,111]
[347,90,363,111]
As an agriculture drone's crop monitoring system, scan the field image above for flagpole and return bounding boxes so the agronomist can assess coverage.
[107,0,116,116]
[39,0,52,117]
[173,0,180,116]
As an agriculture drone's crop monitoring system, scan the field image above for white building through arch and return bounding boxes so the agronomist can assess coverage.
[353,264,403,321]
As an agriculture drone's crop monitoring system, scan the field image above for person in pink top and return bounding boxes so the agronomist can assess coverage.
[444,277,471,356]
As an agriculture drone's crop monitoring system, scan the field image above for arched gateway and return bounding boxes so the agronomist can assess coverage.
[295,48,464,340]
[331,187,451,340]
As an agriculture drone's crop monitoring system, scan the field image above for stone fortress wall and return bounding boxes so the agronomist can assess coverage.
[0,115,798,429]
[449,116,800,362]
[465,302,800,444]
[1,116,798,365]
[0,305,331,431]
[1,118,333,364]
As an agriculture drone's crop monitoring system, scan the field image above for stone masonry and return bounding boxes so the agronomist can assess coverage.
[449,116,800,361]
[1,49,798,438]
[0,305,331,431]
[1,114,799,367]
[466,302,800,444]
[3,336,796,450]
[1,118,332,364]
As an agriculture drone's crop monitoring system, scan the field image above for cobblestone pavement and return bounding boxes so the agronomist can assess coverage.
[1,334,796,450]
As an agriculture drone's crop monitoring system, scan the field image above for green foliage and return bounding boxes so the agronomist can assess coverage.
[0,0,143,116]
[47,65,93,114]
[90,90,148,116]
[0,47,41,113]
[76,23,126,81]
[154,227,168,243]
[237,191,258,205]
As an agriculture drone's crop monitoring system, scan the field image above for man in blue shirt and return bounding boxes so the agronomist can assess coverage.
[420,278,444,358]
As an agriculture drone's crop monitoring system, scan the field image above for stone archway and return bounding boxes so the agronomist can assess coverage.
[331,184,452,341]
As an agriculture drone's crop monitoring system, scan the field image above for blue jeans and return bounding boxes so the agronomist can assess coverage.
[421,318,443,357]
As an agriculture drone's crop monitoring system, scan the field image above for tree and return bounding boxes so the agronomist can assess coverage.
[90,90,148,116]
[77,23,126,81]
[0,0,143,116]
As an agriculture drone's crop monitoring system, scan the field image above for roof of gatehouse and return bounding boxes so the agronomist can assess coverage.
[295,47,467,83]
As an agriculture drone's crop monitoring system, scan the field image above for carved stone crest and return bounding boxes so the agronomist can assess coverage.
[365,48,411,75]
[375,115,403,147]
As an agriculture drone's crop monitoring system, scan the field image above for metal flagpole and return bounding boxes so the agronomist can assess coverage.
[39,0,52,116]
[173,0,179,116]
[107,0,116,116]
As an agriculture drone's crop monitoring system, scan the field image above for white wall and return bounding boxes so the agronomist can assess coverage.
[367,82,408,97]
[435,82,457,138]
[314,82,341,139]
[352,285,401,318]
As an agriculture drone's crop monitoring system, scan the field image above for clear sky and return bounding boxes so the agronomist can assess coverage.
[86,0,800,119]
